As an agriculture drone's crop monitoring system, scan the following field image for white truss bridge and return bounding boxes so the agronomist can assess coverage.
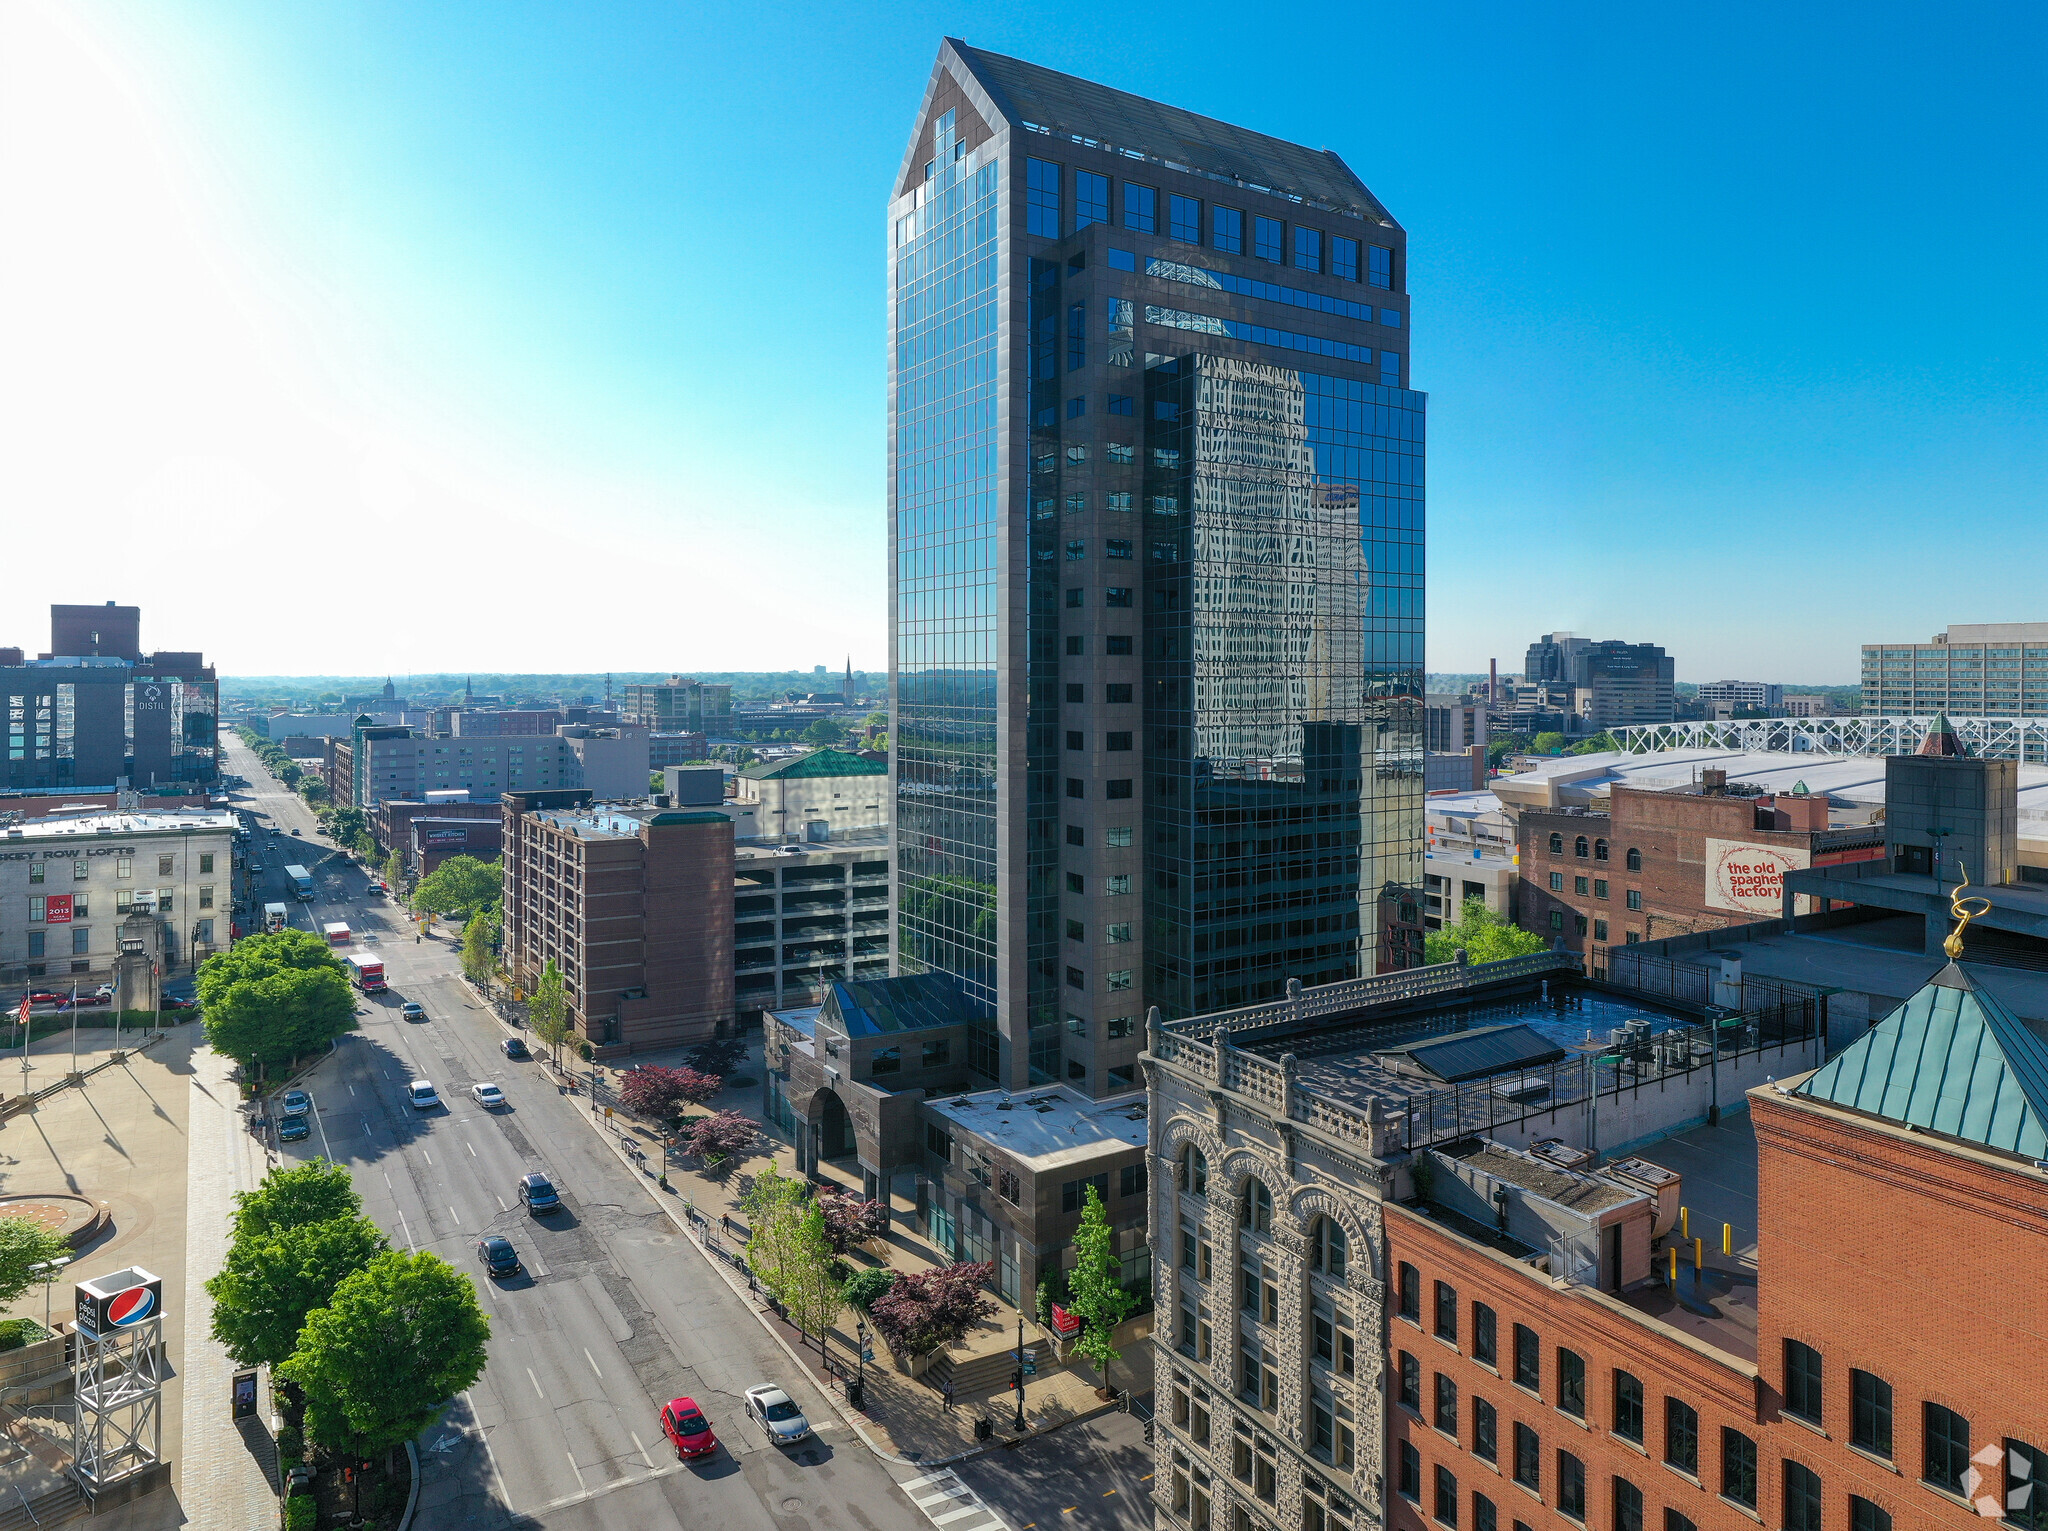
[1613,715,2048,761]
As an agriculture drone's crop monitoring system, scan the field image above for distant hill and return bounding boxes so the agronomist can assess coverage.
[223,671,881,707]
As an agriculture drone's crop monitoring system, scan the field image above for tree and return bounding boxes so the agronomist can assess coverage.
[681,1109,755,1162]
[353,831,378,861]
[232,1160,362,1242]
[772,1200,843,1354]
[460,908,499,985]
[616,1064,722,1123]
[1531,731,1568,755]
[817,1190,890,1255]
[1064,1183,1137,1389]
[0,1216,74,1309]
[841,1266,896,1314]
[410,855,501,916]
[203,964,357,1071]
[1423,898,1551,966]
[1567,731,1620,756]
[802,717,846,746]
[866,1261,996,1360]
[685,1035,748,1077]
[382,849,404,889]
[1486,732,1532,769]
[296,777,329,808]
[196,928,345,1008]
[208,1215,388,1369]
[527,960,570,1062]
[320,806,370,848]
[279,1250,490,1459]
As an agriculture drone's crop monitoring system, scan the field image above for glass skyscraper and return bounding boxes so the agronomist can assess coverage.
[890,43,1424,1096]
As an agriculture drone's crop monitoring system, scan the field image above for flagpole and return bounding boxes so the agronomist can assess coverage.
[69,986,79,1075]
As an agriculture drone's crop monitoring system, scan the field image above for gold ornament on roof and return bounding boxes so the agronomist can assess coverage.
[1944,861,1991,960]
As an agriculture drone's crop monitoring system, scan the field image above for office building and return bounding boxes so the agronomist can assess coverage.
[620,677,732,734]
[889,41,1424,1102]
[734,834,893,1019]
[557,725,651,801]
[647,732,711,769]
[1695,680,1783,713]
[1524,633,1675,730]
[2,603,218,791]
[738,748,888,843]
[499,790,733,1056]
[406,817,503,878]
[370,799,500,862]
[449,709,564,737]
[347,723,644,806]
[0,808,239,984]
[1861,621,2048,719]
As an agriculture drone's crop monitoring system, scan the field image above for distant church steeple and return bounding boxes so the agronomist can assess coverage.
[845,656,854,699]
[382,676,395,700]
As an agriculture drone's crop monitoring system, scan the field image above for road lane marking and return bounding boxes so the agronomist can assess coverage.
[449,1206,460,1226]
[937,1508,996,1526]
[467,1141,476,1157]
[397,1212,416,1252]
[496,1197,506,1211]
[463,1391,514,1513]
[383,1172,391,1188]
[348,1084,356,1096]
[629,1429,654,1470]
[583,1347,603,1380]
[423,1151,432,1165]
[527,1368,545,1400]
[564,1451,585,1493]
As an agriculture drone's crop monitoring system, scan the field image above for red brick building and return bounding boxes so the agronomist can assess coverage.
[1384,958,2048,1531]
[1516,776,1883,974]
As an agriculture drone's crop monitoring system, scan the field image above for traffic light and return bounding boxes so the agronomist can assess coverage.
[1010,1368,1022,1392]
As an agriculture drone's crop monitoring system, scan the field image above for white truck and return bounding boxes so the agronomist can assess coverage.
[263,903,289,933]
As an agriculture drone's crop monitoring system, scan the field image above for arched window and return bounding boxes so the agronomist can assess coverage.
[1311,1217,1348,1279]
[1548,833,1564,855]
[1242,1178,1273,1233]
[1594,838,1609,862]
[1574,835,1590,859]
[1184,1146,1207,1197]
[1626,847,1642,872]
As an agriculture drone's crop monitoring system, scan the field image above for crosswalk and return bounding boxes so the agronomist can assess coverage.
[899,1467,1010,1531]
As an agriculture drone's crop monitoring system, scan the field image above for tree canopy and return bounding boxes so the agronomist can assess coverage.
[198,932,356,1070]
[802,717,847,746]
[617,1064,721,1122]
[279,1250,490,1458]
[208,1214,389,1370]
[1064,1183,1137,1382]
[232,1160,362,1242]
[410,855,501,916]
[526,959,570,1058]
[460,908,499,985]
[0,1216,75,1309]
[1423,897,1551,966]
[196,929,345,1006]
[866,1261,996,1359]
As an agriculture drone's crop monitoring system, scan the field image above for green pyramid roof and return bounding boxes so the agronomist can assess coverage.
[1794,961,2048,1160]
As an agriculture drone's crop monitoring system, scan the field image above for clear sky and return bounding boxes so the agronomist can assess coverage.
[4,2,2043,682]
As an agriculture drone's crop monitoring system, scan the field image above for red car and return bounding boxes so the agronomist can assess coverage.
[24,992,64,1007]
[659,1397,717,1460]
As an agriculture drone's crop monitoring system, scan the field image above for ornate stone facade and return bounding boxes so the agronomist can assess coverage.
[1146,1015,1392,1531]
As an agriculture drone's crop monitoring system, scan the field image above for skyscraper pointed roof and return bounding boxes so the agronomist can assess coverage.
[1916,711,1967,756]
[1794,960,2048,1160]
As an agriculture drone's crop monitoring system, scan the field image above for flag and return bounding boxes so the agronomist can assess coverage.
[14,994,28,1028]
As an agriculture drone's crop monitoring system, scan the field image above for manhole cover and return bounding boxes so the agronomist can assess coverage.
[649,1235,673,1246]
[782,1497,804,1512]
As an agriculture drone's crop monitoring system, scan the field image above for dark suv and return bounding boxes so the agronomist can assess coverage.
[517,1173,561,1214]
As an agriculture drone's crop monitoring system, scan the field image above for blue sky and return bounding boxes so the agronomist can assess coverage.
[5,2,2043,681]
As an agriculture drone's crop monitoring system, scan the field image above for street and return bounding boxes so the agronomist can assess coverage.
[223,738,930,1531]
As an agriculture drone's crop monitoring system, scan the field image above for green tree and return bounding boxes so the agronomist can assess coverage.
[0,1215,74,1309]
[411,855,501,916]
[231,1160,362,1242]
[1531,731,1568,755]
[776,1201,844,1354]
[203,964,356,1072]
[1567,731,1620,755]
[1423,897,1552,966]
[208,1215,388,1369]
[197,929,341,1006]
[460,908,499,985]
[296,777,328,808]
[1064,1183,1137,1389]
[841,1266,896,1313]
[802,717,846,746]
[352,831,378,861]
[1486,732,1532,768]
[382,849,404,889]
[320,806,370,847]
[278,1250,490,1459]
[527,959,570,1062]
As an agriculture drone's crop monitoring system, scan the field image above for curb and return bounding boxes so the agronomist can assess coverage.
[396,1438,421,1531]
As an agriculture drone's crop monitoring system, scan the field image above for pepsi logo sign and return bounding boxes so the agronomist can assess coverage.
[106,1285,155,1326]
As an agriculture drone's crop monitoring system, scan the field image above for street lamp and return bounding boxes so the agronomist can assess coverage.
[854,1321,869,1411]
[1011,1306,1027,1432]
[29,1256,70,1332]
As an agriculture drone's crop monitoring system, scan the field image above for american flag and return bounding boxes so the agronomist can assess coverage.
[14,994,28,1028]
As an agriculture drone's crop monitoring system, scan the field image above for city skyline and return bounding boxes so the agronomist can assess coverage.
[7,4,2047,679]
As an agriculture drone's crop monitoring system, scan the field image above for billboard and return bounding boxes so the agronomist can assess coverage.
[1704,839,1811,917]
[75,1267,163,1336]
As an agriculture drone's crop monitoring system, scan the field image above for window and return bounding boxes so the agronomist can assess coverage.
[1399,1262,1420,1321]
[1593,879,1608,900]
[1067,963,1084,986]
[1108,393,1133,416]
[1513,1325,1539,1389]
[1548,832,1564,854]
[199,886,214,909]
[1435,1465,1459,1527]
[1106,968,1132,991]
[1107,587,1133,607]
[1066,919,1085,943]
[26,932,43,959]
[1849,1497,1892,1531]
[72,928,90,956]
[1066,824,1085,846]
[1066,779,1083,799]
[1067,587,1084,608]
[1593,838,1609,862]
[1666,1400,1699,1474]
[1627,890,1643,911]
[77,860,91,880]
[1626,847,1643,871]
[1850,1370,1891,1457]
[1666,1514,1698,1531]
[1332,236,1359,281]
[1311,1217,1347,1278]
[2005,1442,2047,1531]
[1784,1340,1823,1424]
[1212,206,1243,253]
[1435,1282,1458,1342]
[1593,919,1609,942]
[1294,227,1323,272]
[1368,243,1393,288]
[1170,194,1200,243]
[29,863,44,884]
[1473,1304,1497,1365]
[1106,683,1133,704]
[1242,1178,1272,1232]
[1312,1304,1335,1367]
[1075,169,1109,230]
[1107,825,1131,846]
[1184,1146,1207,1196]
[1435,1373,1459,1436]
[1107,442,1134,464]
[1722,1428,1757,1509]
[1399,1353,1421,1409]
[199,853,214,874]
[1107,635,1134,655]
[1557,1452,1585,1522]
[1575,876,1589,896]
[869,1046,901,1076]
[1574,836,1589,859]
[1474,1398,1498,1462]
[1614,1478,1643,1531]
[1107,1015,1134,1038]
[1066,539,1087,561]
[1783,1462,1821,1531]
[1513,1423,1540,1491]
[1102,923,1131,945]
[28,896,43,922]
[1614,1372,1644,1443]
[1123,183,1156,233]
[1574,914,1588,937]
[1924,1403,1969,1494]
[1399,1440,1421,1502]
[1061,1173,1108,1213]
[1253,216,1283,262]
[1106,540,1132,562]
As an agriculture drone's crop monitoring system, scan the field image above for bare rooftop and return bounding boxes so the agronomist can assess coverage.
[926,1086,1148,1172]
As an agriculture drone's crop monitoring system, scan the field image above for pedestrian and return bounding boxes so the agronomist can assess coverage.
[943,1378,956,1411]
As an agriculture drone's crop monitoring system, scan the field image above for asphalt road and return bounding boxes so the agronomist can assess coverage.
[222,739,929,1531]
[951,1412,1155,1531]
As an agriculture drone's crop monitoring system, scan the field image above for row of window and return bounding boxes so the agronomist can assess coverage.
[1545,873,1644,909]
[1024,158,1395,287]
[22,852,207,881]
[1545,832,1640,869]
[27,887,208,920]
[1047,539,1179,562]
[1546,910,1638,945]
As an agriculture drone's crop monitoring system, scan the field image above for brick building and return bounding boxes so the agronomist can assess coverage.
[499,789,733,1057]
[1516,774,1883,973]
[408,817,502,877]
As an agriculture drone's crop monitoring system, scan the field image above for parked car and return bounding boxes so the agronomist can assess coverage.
[290,828,302,836]
[94,984,116,1000]
[516,1173,560,1214]
[161,996,198,1011]
[501,1036,530,1060]
[660,1397,718,1460]
[24,992,63,1007]
[406,1079,439,1110]
[471,1083,506,1110]
[279,1088,311,1115]
[277,1114,311,1143]
[401,1002,425,1021]
[743,1385,811,1446]
[476,1236,521,1278]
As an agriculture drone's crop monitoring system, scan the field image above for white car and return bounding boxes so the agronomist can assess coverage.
[470,1083,506,1109]
[406,1079,439,1110]
[743,1384,811,1446]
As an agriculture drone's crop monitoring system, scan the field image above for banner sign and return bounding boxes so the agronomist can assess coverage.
[1704,839,1811,917]
[44,895,72,924]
